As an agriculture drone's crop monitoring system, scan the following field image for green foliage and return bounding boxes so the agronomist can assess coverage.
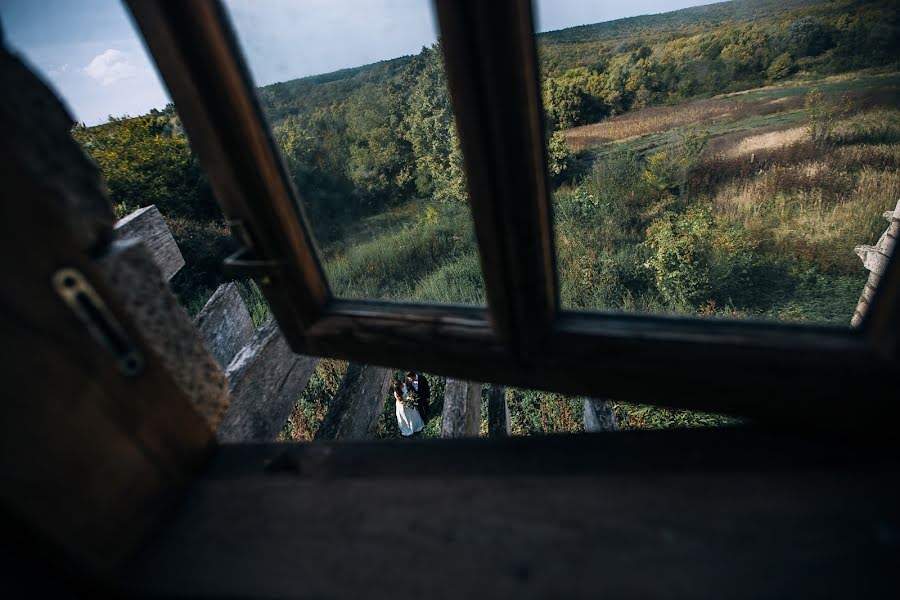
[72,112,235,310]
[547,130,573,179]
[538,0,899,127]
[402,46,468,204]
[767,52,795,81]
[72,113,218,222]
[644,207,716,307]
[786,16,834,58]
[72,0,900,438]
[804,87,852,145]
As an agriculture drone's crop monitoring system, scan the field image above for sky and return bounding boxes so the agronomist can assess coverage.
[0,0,722,126]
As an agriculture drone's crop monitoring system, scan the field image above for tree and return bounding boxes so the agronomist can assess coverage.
[767,52,794,81]
[344,83,415,206]
[401,45,467,204]
[72,115,216,222]
[787,16,833,58]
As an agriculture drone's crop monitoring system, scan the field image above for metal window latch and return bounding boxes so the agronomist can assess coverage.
[52,268,144,376]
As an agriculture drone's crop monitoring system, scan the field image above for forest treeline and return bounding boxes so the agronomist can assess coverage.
[71,0,900,433]
[76,0,899,297]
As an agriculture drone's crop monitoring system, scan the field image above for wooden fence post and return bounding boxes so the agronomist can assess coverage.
[583,398,619,432]
[95,239,230,430]
[315,364,393,440]
[487,385,510,437]
[194,282,256,369]
[217,318,319,442]
[441,379,482,437]
[115,205,185,281]
[852,199,899,327]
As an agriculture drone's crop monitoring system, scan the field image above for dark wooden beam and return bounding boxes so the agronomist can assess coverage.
[302,300,897,431]
[122,429,900,598]
[435,0,558,357]
[0,44,212,577]
[314,364,392,440]
[125,0,329,345]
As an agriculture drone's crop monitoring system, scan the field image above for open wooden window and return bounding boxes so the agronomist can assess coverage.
[125,0,900,430]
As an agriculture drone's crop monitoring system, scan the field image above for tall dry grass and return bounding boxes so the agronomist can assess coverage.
[564,95,805,151]
[713,164,900,272]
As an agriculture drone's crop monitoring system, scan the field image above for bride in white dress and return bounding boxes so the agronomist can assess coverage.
[393,379,425,436]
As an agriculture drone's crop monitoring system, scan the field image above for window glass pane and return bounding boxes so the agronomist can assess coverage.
[535,0,900,326]
[223,0,486,305]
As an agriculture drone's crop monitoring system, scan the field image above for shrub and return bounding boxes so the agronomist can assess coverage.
[804,87,852,146]
[644,207,716,307]
[547,130,574,180]
[767,52,794,81]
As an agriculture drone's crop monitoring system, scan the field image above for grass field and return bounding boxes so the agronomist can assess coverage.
[273,68,899,440]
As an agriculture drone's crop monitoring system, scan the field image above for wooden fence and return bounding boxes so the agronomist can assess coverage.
[115,205,528,440]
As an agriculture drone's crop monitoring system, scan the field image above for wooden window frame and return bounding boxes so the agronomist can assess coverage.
[125,0,899,430]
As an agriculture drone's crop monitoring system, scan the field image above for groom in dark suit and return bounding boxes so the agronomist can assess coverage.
[406,371,430,421]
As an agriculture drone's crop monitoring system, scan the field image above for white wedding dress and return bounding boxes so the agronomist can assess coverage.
[395,384,425,436]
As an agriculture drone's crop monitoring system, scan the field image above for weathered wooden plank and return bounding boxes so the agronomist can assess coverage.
[852,199,899,326]
[123,430,900,599]
[487,385,510,437]
[218,318,318,443]
[95,239,230,431]
[851,272,881,327]
[854,244,891,276]
[0,90,212,579]
[0,45,114,252]
[314,364,392,440]
[115,205,185,281]
[441,379,482,438]
[194,282,256,369]
[583,398,619,432]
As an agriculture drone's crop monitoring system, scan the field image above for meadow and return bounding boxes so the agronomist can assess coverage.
[280,70,898,439]
[71,0,900,438]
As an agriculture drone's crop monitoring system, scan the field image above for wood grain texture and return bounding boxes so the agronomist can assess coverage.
[487,385,510,437]
[853,199,899,327]
[435,0,557,357]
[122,430,900,599]
[0,150,212,578]
[306,302,898,432]
[194,282,256,369]
[583,398,619,432]
[96,239,230,431]
[218,318,318,442]
[315,364,392,440]
[441,379,482,438]
[115,205,185,281]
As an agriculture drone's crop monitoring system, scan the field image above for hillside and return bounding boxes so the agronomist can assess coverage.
[256,55,415,124]
[538,0,823,45]
[73,0,900,437]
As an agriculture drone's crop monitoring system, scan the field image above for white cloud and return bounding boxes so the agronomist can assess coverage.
[84,49,137,85]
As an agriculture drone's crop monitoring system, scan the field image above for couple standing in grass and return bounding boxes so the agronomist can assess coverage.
[393,371,430,436]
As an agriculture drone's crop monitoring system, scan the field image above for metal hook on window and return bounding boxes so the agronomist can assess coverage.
[52,268,144,377]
